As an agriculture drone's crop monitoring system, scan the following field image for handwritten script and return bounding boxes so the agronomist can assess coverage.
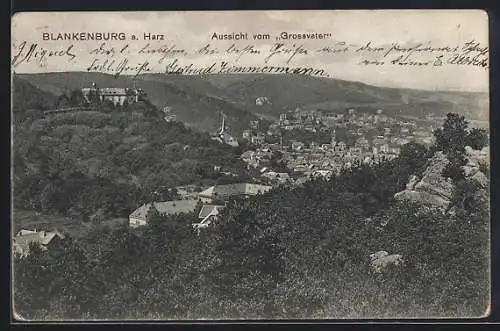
[11,32,489,78]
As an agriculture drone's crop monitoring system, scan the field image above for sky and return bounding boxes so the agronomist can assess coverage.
[11,10,489,92]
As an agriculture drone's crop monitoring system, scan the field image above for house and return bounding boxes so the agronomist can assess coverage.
[379,143,390,153]
[333,141,347,153]
[249,120,260,130]
[251,134,265,146]
[198,204,225,220]
[175,185,203,200]
[291,141,305,151]
[129,199,200,228]
[293,165,310,173]
[321,144,331,151]
[242,129,252,139]
[349,146,363,156]
[262,171,291,183]
[198,183,272,203]
[255,96,269,106]
[388,145,401,154]
[13,229,65,258]
[221,134,239,147]
[373,135,387,145]
[192,204,226,235]
[355,137,370,150]
[312,170,333,180]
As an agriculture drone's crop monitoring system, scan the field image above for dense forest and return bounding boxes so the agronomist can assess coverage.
[12,103,490,319]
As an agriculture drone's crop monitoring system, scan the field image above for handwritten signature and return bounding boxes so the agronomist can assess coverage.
[12,41,77,68]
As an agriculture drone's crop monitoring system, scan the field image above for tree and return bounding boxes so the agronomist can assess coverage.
[88,89,101,107]
[102,100,115,113]
[69,90,88,108]
[433,113,469,154]
[56,95,71,109]
[398,142,430,177]
[466,128,488,150]
[442,149,466,182]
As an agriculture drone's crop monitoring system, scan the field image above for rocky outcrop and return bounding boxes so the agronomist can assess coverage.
[369,250,405,274]
[394,146,489,210]
[394,151,454,209]
[463,146,489,187]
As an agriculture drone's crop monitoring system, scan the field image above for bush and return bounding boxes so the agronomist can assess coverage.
[466,128,488,150]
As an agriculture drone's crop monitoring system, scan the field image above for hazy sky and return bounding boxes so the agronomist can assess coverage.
[11,10,489,92]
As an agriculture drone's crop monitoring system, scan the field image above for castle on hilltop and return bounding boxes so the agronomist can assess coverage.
[80,82,148,106]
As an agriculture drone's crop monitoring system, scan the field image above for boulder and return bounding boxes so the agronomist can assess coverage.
[369,251,405,274]
[396,146,490,212]
[470,171,488,189]
[394,151,454,209]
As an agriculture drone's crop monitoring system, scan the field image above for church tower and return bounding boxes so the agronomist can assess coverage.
[331,129,337,147]
[218,112,227,137]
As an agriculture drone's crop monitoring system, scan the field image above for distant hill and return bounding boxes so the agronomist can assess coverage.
[203,74,489,122]
[16,72,489,132]
[12,75,57,113]
[143,73,489,122]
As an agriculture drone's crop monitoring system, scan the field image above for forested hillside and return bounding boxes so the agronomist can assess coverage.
[12,80,252,223]
[16,73,258,134]
[13,113,490,319]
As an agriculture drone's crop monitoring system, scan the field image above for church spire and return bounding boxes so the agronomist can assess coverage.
[218,112,226,136]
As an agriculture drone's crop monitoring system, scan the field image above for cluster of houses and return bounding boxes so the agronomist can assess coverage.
[12,229,65,258]
[128,183,273,230]
[12,182,274,258]
[238,107,435,183]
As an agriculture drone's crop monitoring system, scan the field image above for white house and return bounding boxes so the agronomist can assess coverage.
[129,199,200,228]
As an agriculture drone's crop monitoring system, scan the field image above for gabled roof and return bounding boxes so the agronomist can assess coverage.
[130,200,199,220]
[198,186,215,198]
[13,230,64,251]
[198,183,272,199]
[198,205,225,219]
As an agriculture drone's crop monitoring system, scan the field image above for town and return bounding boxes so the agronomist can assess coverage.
[237,104,435,186]
[127,103,438,233]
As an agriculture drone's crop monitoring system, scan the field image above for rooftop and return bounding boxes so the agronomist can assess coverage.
[130,199,200,219]
[199,183,273,199]
[13,229,65,252]
[198,205,225,219]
